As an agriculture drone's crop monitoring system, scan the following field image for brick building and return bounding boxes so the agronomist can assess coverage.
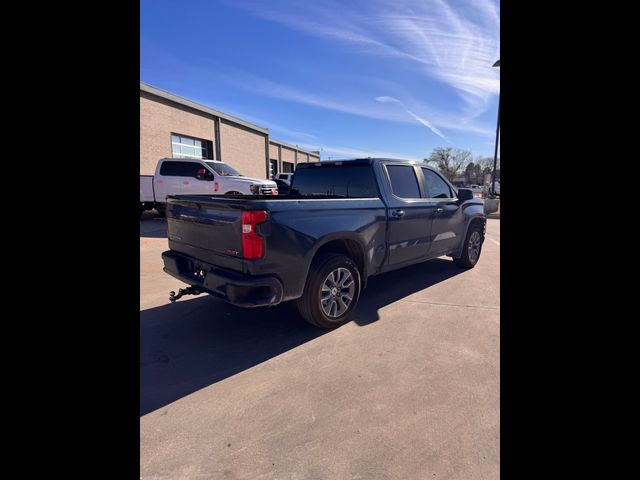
[140,82,320,178]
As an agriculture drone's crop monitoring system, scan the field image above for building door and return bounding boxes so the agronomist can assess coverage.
[282,161,294,173]
[269,159,278,179]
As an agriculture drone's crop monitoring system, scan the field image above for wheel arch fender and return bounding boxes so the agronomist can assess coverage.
[454,213,486,258]
[302,232,369,286]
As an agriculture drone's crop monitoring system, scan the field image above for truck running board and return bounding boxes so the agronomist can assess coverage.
[169,286,203,303]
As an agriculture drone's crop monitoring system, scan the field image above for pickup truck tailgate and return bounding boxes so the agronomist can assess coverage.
[166,196,245,270]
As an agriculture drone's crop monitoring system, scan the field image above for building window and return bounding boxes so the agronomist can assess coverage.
[282,161,294,173]
[171,133,213,159]
[269,159,279,179]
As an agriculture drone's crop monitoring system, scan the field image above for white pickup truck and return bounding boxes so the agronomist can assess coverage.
[140,158,278,217]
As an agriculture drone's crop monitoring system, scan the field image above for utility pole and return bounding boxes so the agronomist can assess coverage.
[491,59,500,198]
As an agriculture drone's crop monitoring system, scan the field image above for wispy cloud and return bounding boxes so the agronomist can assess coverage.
[375,96,448,141]
[282,140,420,161]
[215,68,494,137]
[215,109,319,141]
[229,0,499,117]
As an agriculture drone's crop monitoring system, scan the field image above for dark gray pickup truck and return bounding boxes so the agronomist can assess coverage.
[162,158,486,328]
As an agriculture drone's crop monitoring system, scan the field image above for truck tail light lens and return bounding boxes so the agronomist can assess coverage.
[241,210,268,259]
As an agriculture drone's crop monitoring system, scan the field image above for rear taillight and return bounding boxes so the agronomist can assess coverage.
[241,210,268,259]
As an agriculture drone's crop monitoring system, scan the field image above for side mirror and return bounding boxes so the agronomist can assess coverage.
[196,168,214,181]
[457,188,473,202]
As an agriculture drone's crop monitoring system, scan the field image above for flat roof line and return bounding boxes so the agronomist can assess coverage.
[269,138,320,157]
[140,82,269,134]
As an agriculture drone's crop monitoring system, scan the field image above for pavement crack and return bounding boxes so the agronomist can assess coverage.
[398,299,499,310]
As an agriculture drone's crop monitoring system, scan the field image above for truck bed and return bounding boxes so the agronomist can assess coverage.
[165,193,388,300]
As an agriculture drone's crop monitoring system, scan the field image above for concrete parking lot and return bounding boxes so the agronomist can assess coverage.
[140,212,500,479]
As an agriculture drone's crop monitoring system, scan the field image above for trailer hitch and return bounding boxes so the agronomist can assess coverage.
[169,286,203,303]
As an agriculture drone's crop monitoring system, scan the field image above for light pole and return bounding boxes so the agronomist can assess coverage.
[491,59,500,198]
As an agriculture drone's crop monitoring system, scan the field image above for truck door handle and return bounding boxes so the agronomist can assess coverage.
[434,207,444,214]
[392,209,405,217]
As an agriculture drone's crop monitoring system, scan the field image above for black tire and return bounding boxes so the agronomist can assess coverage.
[155,204,166,218]
[295,253,361,329]
[453,223,484,268]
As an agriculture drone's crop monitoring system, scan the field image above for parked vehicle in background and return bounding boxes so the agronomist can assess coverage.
[161,158,486,329]
[140,158,278,218]
[274,178,291,195]
[274,172,294,185]
[469,184,484,193]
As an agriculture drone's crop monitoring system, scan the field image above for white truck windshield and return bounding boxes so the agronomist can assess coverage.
[205,162,242,177]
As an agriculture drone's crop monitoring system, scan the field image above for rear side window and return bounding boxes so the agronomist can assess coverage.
[421,168,453,198]
[386,165,421,198]
[290,164,378,197]
[159,161,203,177]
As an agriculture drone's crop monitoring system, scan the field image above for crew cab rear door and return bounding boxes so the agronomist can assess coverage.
[379,162,435,268]
[154,160,205,202]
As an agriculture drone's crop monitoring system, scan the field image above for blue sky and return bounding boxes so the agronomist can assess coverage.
[141,0,500,160]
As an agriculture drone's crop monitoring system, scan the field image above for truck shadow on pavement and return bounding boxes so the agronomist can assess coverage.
[353,258,464,326]
[140,215,167,238]
[140,257,463,416]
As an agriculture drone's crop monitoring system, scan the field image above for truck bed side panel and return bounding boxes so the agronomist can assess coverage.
[261,199,387,299]
[140,176,154,202]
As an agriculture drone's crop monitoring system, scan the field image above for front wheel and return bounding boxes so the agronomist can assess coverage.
[453,224,484,268]
[295,253,361,329]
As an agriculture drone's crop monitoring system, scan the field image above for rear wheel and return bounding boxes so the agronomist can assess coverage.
[453,224,484,268]
[296,253,361,329]
[155,204,166,218]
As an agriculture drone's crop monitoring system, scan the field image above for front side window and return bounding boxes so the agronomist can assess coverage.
[171,133,213,159]
[386,165,421,198]
[421,168,453,198]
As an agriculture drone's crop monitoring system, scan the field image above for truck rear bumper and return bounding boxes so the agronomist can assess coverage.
[161,250,284,307]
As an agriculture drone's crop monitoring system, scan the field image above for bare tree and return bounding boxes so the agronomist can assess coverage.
[424,147,472,181]
[464,162,476,184]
